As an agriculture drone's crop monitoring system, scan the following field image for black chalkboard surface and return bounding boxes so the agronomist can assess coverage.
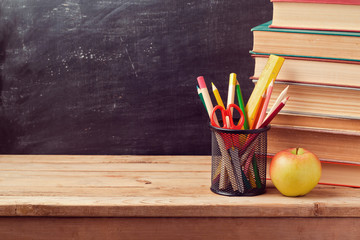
[0,0,272,154]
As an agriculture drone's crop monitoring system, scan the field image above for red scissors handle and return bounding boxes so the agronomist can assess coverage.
[211,104,245,130]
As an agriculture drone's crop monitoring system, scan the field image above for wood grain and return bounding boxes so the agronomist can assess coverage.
[0,155,359,218]
[0,217,360,240]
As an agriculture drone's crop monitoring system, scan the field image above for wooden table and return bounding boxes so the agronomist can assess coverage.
[0,155,359,239]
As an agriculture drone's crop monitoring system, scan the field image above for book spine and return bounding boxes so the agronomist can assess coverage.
[269,24,360,33]
[251,53,360,65]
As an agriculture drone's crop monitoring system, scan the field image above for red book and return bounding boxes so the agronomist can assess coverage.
[270,0,360,32]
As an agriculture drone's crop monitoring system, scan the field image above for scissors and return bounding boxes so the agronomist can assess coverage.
[211,103,245,130]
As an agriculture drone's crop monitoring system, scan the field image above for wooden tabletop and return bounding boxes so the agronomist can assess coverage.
[0,154,359,218]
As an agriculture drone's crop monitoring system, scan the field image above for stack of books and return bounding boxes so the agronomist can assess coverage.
[250,0,360,188]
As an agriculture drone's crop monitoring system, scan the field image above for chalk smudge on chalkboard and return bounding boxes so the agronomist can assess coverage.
[0,0,272,154]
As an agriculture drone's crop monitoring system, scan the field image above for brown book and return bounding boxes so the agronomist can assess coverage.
[270,0,360,32]
[267,124,360,163]
[266,156,360,188]
[251,21,360,61]
[257,81,360,119]
[271,113,360,132]
[251,54,360,88]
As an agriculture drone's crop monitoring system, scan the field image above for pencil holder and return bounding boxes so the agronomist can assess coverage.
[210,124,270,196]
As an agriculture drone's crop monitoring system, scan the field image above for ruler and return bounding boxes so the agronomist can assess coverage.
[245,54,285,128]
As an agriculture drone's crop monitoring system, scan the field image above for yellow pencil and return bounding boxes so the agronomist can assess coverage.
[211,82,225,108]
[227,73,237,115]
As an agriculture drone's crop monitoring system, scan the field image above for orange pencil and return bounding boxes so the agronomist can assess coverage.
[251,92,266,129]
[256,81,274,129]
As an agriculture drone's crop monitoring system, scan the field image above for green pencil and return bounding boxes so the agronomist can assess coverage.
[197,86,207,112]
[236,81,249,130]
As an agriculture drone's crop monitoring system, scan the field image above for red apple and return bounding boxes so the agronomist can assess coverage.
[270,148,322,197]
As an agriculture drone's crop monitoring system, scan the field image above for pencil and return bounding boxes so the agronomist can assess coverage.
[239,96,289,156]
[235,81,249,130]
[215,132,239,191]
[261,96,289,128]
[227,73,237,115]
[197,86,207,112]
[252,155,263,188]
[229,147,245,193]
[265,85,289,122]
[197,76,218,125]
[211,82,225,108]
[251,92,266,129]
[256,81,274,129]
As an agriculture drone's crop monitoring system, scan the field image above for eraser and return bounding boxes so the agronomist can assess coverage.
[197,76,207,89]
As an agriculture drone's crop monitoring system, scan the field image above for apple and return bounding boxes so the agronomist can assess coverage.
[270,148,322,197]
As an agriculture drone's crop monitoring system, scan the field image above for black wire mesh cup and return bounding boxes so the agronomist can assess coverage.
[210,124,270,196]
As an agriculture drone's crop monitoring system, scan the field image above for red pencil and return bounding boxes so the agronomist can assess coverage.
[260,96,289,128]
[238,96,289,156]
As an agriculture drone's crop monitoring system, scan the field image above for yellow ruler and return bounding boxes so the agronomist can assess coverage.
[245,54,284,127]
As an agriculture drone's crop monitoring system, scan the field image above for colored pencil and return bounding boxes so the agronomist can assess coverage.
[235,81,249,130]
[251,92,266,129]
[256,81,274,129]
[214,132,239,191]
[261,96,289,128]
[229,147,245,193]
[197,76,218,125]
[211,82,225,108]
[239,96,289,155]
[227,73,237,115]
[197,86,207,112]
[265,85,289,122]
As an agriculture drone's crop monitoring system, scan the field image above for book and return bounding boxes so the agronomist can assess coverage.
[257,81,360,119]
[251,21,360,61]
[266,156,360,188]
[271,0,360,32]
[251,54,360,88]
[271,113,360,132]
[267,124,360,163]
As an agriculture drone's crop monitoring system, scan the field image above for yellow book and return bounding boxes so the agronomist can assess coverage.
[245,55,284,127]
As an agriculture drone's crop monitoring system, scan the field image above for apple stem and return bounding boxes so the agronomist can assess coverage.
[296,148,299,155]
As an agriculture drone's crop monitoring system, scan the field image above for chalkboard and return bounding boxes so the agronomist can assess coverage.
[0,0,272,155]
